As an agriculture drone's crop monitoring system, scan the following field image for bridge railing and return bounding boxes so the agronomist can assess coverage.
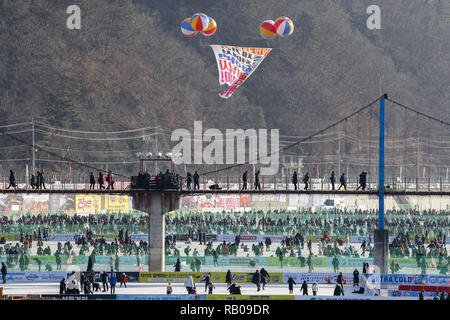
[1,174,450,192]
[0,174,131,191]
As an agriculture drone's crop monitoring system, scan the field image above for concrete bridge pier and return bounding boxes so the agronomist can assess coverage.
[374,229,389,274]
[132,191,180,272]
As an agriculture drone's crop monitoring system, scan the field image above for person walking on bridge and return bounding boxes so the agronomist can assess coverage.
[89,172,95,190]
[292,171,298,190]
[106,170,114,190]
[186,172,192,190]
[254,170,261,191]
[193,171,200,190]
[98,172,105,190]
[338,173,346,191]
[330,171,336,190]
[6,170,16,190]
[242,171,248,190]
[38,170,46,189]
[303,172,309,190]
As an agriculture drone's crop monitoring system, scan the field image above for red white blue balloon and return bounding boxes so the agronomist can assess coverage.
[181,18,197,37]
[274,16,294,37]
[190,13,210,32]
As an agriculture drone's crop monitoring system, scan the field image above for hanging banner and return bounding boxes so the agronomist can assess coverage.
[106,195,130,213]
[210,45,271,98]
[75,194,102,214]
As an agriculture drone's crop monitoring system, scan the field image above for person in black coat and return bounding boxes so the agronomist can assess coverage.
[338,173,346,190]
[337,272,344,294]
[303,173,309,190]
[353,268,359,286]
[242,171,248,190]
[254,170,261,191]
[330,171,336,190]
[292,171,298,190]
[89,172,95,190]
[226,270,232,286]
[100,271,109,292]
[334,284,343,296]
[260,268,270,290]
[60,278,66,294]
[419,290,424,300]
[193,171,200,190]
[6,170,16,190]
[287,276,296,294]
[174,258,181,272]
[252,270,262,292]
[300,280,308,295]
[1,262,7,284]
[186,172,192,190]
[362,262,367,275]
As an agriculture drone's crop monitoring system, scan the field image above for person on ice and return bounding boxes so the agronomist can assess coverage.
[101,271,109,292]
[252,269,262,291]
[109,272,117,294]
[301,280,308,295]
[334,284,344,296]
[287,276,296,294]
[166,283,173,295]
[119,273,128,287]
[353,268,360,286]
[184,275,195,294]
[260,268,270,290]
[312,282,318,295]
[59,278,66,294]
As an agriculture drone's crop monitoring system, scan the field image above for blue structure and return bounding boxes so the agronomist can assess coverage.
[378,94,387,229]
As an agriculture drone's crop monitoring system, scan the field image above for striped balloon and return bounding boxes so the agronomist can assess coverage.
[274,16,294,37]
[202,17,217,36]
[181,18,198,37]
[190,13,210,32]
[259,20,276,39]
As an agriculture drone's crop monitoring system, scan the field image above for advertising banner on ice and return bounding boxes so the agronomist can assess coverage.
[6,271,67,283]
[282,272,353,284]
[116,294,205,300]
[210,45,271,98]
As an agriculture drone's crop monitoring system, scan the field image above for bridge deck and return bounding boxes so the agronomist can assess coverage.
[1,189,450,196]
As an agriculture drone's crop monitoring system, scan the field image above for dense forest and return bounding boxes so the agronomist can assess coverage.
[0,0,449,178]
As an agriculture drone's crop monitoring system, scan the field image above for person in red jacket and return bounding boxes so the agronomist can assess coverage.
[106,170,114,190]
[98,172,105,189]
[119,273,128,288]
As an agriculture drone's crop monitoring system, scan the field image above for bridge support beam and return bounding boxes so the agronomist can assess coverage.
[374,94,388,275]
[133,191,180,272]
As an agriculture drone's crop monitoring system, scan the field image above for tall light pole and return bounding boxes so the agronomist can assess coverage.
[32,117,35,174]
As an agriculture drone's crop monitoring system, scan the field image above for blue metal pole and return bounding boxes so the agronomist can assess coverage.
[378,95,386,230]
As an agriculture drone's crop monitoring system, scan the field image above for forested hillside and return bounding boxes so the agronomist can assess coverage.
[0,0,449,176]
